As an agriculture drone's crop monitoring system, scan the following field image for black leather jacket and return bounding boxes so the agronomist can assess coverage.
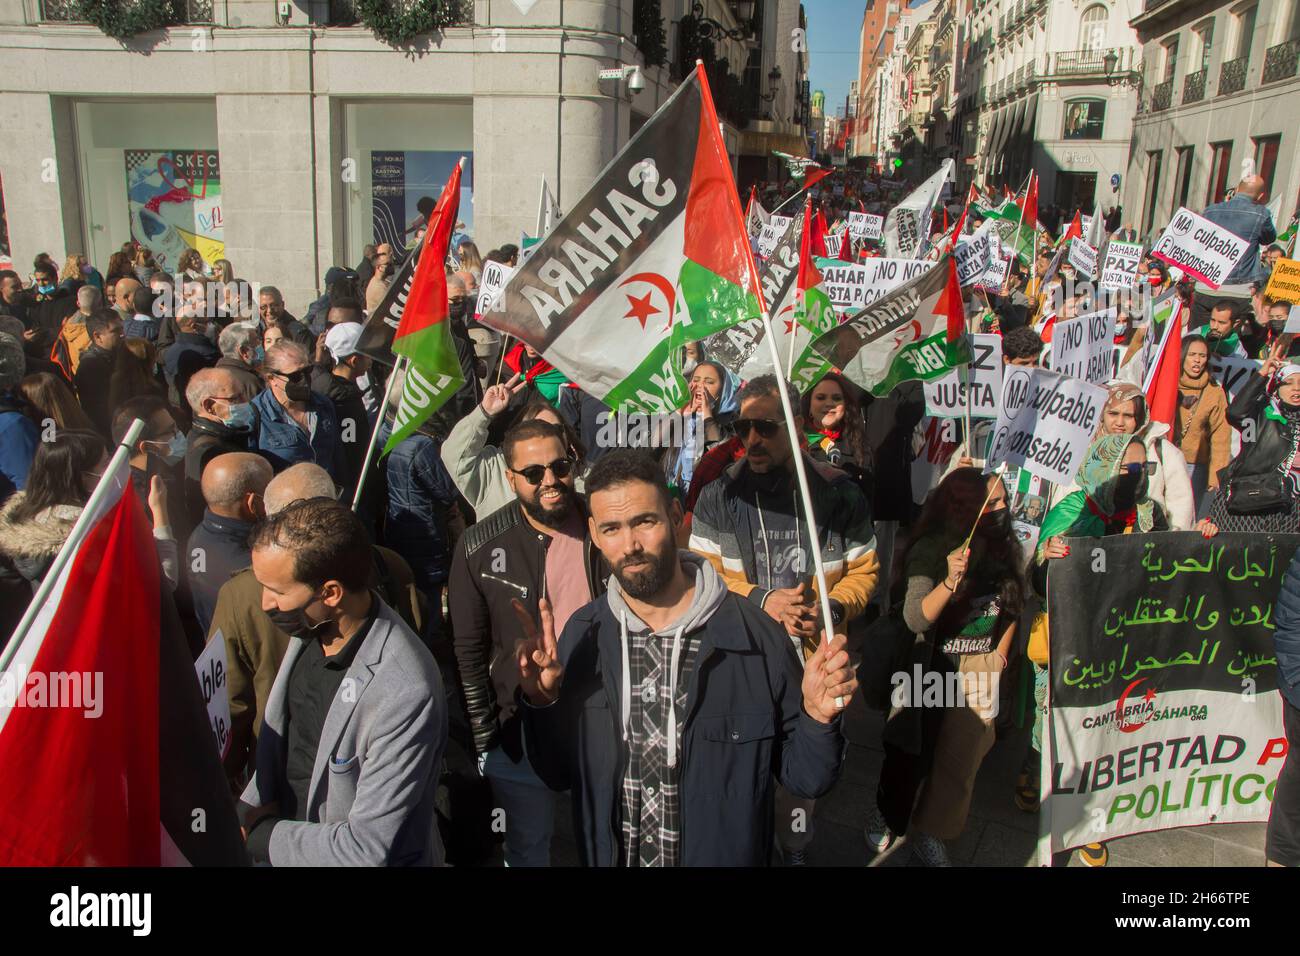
[448,499,606,758]
[1221,373,1297,501]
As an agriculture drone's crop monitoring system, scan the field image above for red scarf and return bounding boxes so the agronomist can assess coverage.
[1085,494,1136,530]
[818,427,842,441]
[505,342,556,383]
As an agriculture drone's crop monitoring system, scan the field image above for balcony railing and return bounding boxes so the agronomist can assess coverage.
[1262,39,1300,84]
[1150,78,1173,111]
[41,0,214,22]
[1218,55,1248,95]
[1052,49,1106,75]
[1182,67,1207,103]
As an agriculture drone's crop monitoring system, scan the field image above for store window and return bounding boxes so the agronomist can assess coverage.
[1174,146,1195,211]
[71,99,220,274]
[1063,99,1105,139]
[341,100,474,258]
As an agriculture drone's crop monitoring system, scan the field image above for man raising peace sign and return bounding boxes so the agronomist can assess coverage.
[515,449,854,866]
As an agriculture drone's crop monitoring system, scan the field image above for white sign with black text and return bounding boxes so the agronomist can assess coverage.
[1151,206,1250,289]
[924,333,1004,419]
[1099,240,1143,291]
[1051,308,1115,385]
[196,634,232,760]
[987,367,1109,486]
[848,211,884,241]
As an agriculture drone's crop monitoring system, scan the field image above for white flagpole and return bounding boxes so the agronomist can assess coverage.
[0,418,146,671]
[351,354,409,512]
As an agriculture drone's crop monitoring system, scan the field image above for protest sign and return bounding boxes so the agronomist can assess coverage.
[1150,206,1250,289]
[196,634,232,760]
[769,214,793,234]
[1043,532,1294,854]
[924,333,1003,419]
[817,257,929,311]
[1099,240,1143,291]
[824,232,843,258]
[848,211,883,241]
[1209,353,1262,405]
[1287,305,1300,333]
[756,222,784,257]
[987,366,1107,486]
[474,260,514,320]
[976,256,1010,292]
[954,222,997,286]
[1265,257,1300,305]
[1068,239,1098,280]
[1051,308,1115,385]
[1079,214,1092,237]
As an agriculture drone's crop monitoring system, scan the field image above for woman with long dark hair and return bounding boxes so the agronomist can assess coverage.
[0,430,176,596]
[864,466,1023,866]
[17,372,97,434]
[802,371,868,470]
[104,251,134,289]
[1173,334,1229,514]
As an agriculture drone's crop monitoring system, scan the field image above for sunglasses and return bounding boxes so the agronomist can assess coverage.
[510,457,574,486]
[734,418,783,440]
[268,368,311,385]
[1119,462,1155,477]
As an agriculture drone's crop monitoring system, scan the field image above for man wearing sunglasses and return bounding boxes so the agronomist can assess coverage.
[250,341,351,492]
[449,418,606,866]
[689,375,879,864]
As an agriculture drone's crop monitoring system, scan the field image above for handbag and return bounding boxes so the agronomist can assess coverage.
[1027,610,1049,666]
[1225,472,1288,515]
[856,603,920,713]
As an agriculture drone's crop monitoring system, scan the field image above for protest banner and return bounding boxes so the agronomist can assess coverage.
[1150,206,1250,289]
[824,232,843,258]
[1264,257,1300,305]
[1043,532,1294,855]
[954,222,997,286]
[756,221,785,257]
[817,257,930,311]
[1068,239,1098,280]
[769,214,793,234]
[1051,308,1115,385]
[924,333,1003,419]
[848,211,884,241]
[195,635,232,760]
[987,366,1107,486]
[1099,240,1143,292]
[474,260,514,320]
[976,256,1010,292]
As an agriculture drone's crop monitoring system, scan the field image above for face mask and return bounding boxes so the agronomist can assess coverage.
[156,431,187,465]
[249,345,265,365]
[285,379,313,403]
[1115,321,1129,336]
[1270,320,1287,336]
[1113,473,1143,510]
[1148,275,1163,286]
[265,592,331,640]
[37,284,54,296]
[220,400,256,432]
[978,508,1010,536]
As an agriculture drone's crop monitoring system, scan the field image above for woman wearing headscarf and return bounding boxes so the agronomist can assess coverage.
[1051,382,1195,529]
[1200,348,1300,534]
[1173,334,1230,514]
[663,359,738,497]
[1025,433,1170,867]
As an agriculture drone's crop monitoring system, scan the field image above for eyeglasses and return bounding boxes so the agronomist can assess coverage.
[509,457,574,486]
[1119,462,1155,477]
[734,418,783,440]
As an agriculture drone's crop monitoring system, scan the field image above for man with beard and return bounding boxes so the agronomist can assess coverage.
[515,449,855,866]
[1193,300,1248,358]
[448,418,606,866]
[688,375,878,864]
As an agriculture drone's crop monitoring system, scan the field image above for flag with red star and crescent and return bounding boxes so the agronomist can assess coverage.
[480,65,763,413]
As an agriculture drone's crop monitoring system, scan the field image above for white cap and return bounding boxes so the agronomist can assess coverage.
[325,321,364,362]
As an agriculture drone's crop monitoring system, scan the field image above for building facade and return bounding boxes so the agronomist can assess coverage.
[960,0,1142,216]
[0,0,812,310]
[1124,0,1300,241]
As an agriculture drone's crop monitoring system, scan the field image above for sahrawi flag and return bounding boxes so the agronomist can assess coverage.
[774,151,832,190]
[482,65,762,413]
[744,185,770,237]
[0,448,246,865]
[808,254,970,397]
[384,159,467,453]
[882,159,954,260]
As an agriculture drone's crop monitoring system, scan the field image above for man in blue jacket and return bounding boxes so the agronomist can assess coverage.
[1268,546,1300,867]
[251,340,349,488]
[517,449,854,866]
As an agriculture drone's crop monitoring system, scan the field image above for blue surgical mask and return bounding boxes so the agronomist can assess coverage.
[37,284,55,295]
[157,431,187,465]
[250,345,265,365]
[222,401,257,432]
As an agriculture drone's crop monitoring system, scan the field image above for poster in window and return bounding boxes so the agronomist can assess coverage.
[370,151,474,253]
[1063,101,1105,140]
[123,150,224,271]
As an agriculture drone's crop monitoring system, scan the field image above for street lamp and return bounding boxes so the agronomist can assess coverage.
[689,1,755,42]
[1103,49,1118,79]
[760,65,782,103]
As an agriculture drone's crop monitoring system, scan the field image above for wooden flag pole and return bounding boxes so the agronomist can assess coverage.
[351,354,408,512]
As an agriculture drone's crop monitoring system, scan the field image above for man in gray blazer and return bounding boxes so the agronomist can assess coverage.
[239,498,447,865]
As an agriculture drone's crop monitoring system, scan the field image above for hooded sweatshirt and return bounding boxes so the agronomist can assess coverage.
[603,550,726,866]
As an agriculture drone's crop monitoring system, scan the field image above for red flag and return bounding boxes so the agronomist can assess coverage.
[393,160,463,349]
[947,200,969,245]
[940,257,965,342]
[0,463,245,865]
[942,207,949,233]
[1061,210,1083,245]
[838,226,853,262]
[1018,171,1038,234]
[810,208,829,258]
[804,167,833,191]
[1146,313,1184,428]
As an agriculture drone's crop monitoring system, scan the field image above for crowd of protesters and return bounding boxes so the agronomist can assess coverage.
[0,161,1296,870]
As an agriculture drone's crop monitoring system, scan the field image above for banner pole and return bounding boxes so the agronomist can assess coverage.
[351,354,408,512]
[1,418,146,673]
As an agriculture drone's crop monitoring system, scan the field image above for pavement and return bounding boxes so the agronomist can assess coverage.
[541,688,1270,867]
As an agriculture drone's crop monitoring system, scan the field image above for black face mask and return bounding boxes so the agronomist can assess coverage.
[1270,320,1287,336]
[1113,474,1143,510]
[265,597,332,640]
[978,508,1010,536]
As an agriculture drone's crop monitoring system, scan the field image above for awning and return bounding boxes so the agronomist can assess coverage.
[1019,94,1039,138]
[1004,99,1027,155]
[990,107,1013,164]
